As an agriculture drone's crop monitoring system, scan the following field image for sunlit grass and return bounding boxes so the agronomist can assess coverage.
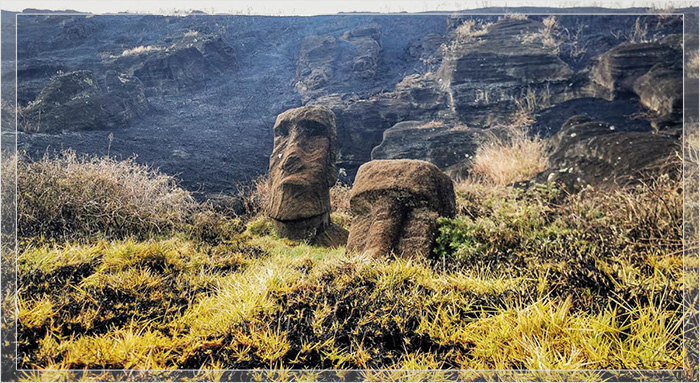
[13,152,688,378]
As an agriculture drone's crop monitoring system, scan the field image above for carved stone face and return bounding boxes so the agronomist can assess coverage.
[268,106,337,221]
[346,159,456,258]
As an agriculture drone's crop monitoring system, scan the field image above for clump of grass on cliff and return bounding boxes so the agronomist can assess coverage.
[470,124,548,185]
[689,51,699,79]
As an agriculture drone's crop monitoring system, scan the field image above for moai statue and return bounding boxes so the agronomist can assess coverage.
[268,106,348,247]
[347,159,455,258]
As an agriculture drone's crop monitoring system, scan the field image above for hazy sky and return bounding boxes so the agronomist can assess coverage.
[2,0,695,15]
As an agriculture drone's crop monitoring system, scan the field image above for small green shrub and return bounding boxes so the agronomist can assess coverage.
[436,176,683,311]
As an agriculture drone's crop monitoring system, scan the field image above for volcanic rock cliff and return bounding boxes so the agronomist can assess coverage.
[2,9,697,196]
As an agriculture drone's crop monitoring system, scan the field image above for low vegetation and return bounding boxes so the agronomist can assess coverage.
[689,51,699,79]
[15,150,240,242]
[454,19,490,42]
[520,16,560,51]
[518,16,589,61]
[441,19,493,54]
[10,134,693,381]
[470,124,548,185]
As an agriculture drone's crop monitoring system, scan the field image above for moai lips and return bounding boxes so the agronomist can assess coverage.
[268,106,348,247]
[347,159,456,258]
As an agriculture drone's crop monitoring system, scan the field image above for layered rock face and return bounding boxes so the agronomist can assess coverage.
[295,24,383,102]
[371,121,487,179]
[268,106,348,247]
[21,70,148,132]
[347,159,455,258]
[12,12,692,194]
[589,42,680,99]
[537,116,680,191]
[437,18,575,127]
[633,64,683,131]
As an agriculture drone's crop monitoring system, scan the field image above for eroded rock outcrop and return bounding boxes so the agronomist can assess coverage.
[268,106,348,247]
[295,35,337,97]
[131,47,211,91]
[589,41,680,98]
[101,70,149,128]
[437,17,575,126]
[633,64,683,131]
[347,159,455,258]
[312,73,451,174]
[537,116,680,191]
[295,24,383,101]
[21,70,148,132]
[341,23,382,79]
[371,120,487,179]
[114,33,236,94]
[21,70,102,132]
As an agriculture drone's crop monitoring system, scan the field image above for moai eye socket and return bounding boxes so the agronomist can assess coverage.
[274,120,291,136]
[300,119,328,136]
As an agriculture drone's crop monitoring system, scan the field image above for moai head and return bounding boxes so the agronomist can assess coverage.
[346,159,455,258]
[268,106,340,242]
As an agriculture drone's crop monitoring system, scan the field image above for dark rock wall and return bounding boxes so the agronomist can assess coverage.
[7,9,696,195]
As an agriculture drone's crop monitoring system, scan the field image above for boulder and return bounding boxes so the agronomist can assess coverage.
[633,64,682,131]
[347,159,455,258]
[589,41,680,98]
[268,106,348,247]
[371,120,487,178]
[537,116,680,191]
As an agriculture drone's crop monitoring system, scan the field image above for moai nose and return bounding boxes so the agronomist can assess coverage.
[280,151,305,173]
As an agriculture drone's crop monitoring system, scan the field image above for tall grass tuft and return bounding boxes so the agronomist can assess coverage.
[470,125,548,185]
[235,174,270,221]
[17,150,197,240]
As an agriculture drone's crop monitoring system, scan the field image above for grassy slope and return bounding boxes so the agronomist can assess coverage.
[15,178,690,379]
